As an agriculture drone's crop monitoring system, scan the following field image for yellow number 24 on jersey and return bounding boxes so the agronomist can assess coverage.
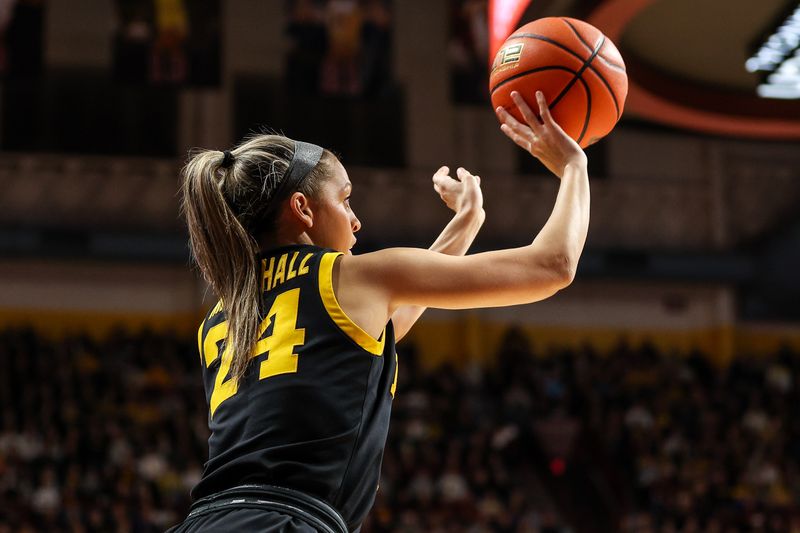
[204,288,305,418]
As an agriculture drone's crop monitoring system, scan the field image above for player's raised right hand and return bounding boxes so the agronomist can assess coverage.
[432,166,484,217]
[496,90,587,179]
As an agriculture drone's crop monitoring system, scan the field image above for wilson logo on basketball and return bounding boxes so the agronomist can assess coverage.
[491,43,524,73]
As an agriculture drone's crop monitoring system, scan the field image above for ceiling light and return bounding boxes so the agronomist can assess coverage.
[747,3,800,98]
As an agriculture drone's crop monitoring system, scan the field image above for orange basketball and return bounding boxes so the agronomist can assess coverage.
[489,17,628,148]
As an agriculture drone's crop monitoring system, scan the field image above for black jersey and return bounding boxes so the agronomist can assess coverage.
[191,244,397,531]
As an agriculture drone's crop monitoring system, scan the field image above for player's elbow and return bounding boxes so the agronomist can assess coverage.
[523,244,578,292]
[543,254,574,292]
[522,253,576,301]
[558,253,579,286]
[526,252,574,294]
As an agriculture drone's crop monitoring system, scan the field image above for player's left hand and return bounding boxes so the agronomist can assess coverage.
[432,166,485,217]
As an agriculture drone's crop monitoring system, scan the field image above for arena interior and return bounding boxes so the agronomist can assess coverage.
[1,0,800,531]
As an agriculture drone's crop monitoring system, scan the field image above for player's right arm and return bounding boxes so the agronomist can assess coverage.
[335,91,590,330]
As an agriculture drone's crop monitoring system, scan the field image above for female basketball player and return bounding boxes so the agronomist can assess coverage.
[169,90,589,533]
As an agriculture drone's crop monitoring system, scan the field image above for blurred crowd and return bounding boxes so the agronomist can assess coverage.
[590,341,800,532]
[449,0,489,104]
[1,325,799,532]
[113,0,221,86]
[287,0,392,98]
[0,328,202,532]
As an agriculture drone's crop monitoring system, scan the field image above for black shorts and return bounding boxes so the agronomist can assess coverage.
[166,485,349,533]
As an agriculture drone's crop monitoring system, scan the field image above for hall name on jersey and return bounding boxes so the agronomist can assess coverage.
[262,251,313,291]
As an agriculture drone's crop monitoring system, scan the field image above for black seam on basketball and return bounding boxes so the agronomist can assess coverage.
[576,76,591,145]
[560,19,622,119]
[508,30,625,73]
[502,33,600,115]
[549,35,603,112]
[596,54,627,73]
[562,19,626,72]
[583,67,620,120]
[507,33,585,63]
[489,65,579,95]
[562,19,594,52]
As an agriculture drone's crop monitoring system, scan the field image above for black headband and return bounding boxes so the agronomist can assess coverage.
[272,140,324,201]
[249,140,324,234]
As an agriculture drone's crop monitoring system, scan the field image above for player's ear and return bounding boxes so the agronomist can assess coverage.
[288,191,314,229]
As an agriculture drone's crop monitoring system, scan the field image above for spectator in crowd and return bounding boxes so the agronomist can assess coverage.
[113,2,153,84]
[150,0,189,83]
[286,0,393,98]
[448,0,489,104]
[322,0,363,95]
[113,0,221,87]
[287,0,328,96]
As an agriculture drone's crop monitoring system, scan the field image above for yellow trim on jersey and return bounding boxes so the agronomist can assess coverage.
[198,300,225,364]
[197,321,204,363]
[319,252,385,356]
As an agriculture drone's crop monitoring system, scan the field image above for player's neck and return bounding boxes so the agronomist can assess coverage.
[258,230,314,252]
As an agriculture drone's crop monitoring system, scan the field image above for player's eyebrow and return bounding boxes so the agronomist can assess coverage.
[342,182,352,193]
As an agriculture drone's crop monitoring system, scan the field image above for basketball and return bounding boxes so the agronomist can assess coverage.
[489,17,628,148]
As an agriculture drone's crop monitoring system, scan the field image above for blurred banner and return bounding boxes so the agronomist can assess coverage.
[286,0,392,98]
[113,0,221,86]
[488,0,532,63]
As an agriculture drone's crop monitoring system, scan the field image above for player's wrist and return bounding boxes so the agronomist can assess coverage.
[455,205,485,223]
[563,155,588,174]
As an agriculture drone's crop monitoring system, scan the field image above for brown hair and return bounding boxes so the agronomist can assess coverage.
[181,134,333,383]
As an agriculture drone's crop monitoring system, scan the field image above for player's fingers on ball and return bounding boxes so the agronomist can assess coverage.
[511,131,534,153]
[501,123,530,149]
[497,106,528,134]
[536,91,556,127]
[501,119,533,148]
[502,126,533,151]
[507,131,526,150]
[500,123,522,140]
[511,91,542,131]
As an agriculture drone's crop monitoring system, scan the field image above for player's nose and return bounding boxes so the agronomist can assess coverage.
[351,215,361,233]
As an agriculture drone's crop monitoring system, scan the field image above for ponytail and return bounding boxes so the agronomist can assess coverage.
[181,134,332,384]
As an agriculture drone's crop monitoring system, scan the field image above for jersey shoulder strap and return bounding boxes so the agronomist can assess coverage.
[317,251,386,356]
[197,299,225,366]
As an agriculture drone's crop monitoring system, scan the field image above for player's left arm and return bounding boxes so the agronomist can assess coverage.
[391,166,485,341]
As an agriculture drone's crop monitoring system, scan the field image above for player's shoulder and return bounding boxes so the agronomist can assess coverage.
[337,247,439,281]
[205,299,225,325]
[196,299,226,364]
[198,299,225,335]
[200,299,225,331]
